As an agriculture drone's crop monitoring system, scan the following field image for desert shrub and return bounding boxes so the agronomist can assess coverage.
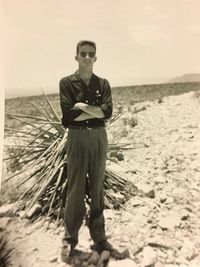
[119,128,129,138]
[122,115,137,128]
[0,181,22,206]
[192,90,200,103]
[129,116,138,127]
[117,105,123,114]
[0,234,14,267]
[129,100,135,106]
[127,105,132,112]
[5,147,23,173]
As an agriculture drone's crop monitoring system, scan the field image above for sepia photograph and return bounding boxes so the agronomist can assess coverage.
[1,1,200,266]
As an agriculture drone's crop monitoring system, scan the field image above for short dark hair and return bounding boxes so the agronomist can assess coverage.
[76,40,96,55]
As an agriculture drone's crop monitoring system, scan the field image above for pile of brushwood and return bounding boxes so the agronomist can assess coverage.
[3,92,137,221]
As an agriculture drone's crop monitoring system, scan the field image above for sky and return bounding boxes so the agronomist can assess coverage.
[3,0,200,98]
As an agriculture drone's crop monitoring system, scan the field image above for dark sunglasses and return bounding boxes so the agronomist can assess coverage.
[79,52,96,58]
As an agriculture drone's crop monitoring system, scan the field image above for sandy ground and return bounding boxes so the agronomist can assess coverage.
[1,91,200,267]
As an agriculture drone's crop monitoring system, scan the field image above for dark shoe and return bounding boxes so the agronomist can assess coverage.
[61,243,76,262]
[91,240,130,260]
[91,240,113,254]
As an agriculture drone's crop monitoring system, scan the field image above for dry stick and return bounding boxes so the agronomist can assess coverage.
[5,113,50,122]
[26,121,58,139]
[4,135,39,142]
[109,111,127,124]
[108,143,132,150]
[47,166,65,217]
[34,121,63,126]
[30,102,51,121]
[3,151,33,161]
[33,146,59,172]
[34,158,66,218]
[37,100,54,121]
[17,125,55,154]
[41,89,64,133]
[31,117,64,133]
[17,165,46,188]
[24,160,64,214]
[3,139,57,183]
[21,167,54,203]
[46,136,67,171]
[5,137,48,153]
[41,89,61,122]
[4,144,47,149]
[3,147,45,161]
[3,165,33,183]
[35,102,64,135]
[31,138,62,168]
[10,140,49,161]
[6,153,46,170]
[24,146,65,196]
[104,197,113,209]
[20,166,51,199]
[4,127,36,136]
[10,118,55,140]
[33,138,57,149]
[32,123,50,133]
[6,114,46,130]
[45,129,63,141]
[5,97,62,160]
[22,138,51,152]
[30,163,54,189]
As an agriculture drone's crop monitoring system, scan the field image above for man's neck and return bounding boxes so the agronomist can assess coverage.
[78,68,93,81]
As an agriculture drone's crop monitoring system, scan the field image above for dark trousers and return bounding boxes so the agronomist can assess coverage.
[63,127,108,246]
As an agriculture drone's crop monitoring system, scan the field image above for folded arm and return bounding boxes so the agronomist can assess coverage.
[74,111,95,121]
[74,79,113,120]
[74,102,105,119]
[59,78,113,126]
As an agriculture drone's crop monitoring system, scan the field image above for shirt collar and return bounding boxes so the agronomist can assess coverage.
[70,70,97,82]
[70,70,80,81]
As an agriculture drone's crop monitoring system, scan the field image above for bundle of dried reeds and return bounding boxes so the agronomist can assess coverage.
[4,92,137,220]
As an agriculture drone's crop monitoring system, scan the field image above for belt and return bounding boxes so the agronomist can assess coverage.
[68,125,104,130]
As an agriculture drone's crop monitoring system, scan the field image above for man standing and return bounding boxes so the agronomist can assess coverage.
[59,40,113,259]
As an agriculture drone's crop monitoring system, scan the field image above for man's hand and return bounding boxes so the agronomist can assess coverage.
[74,102,88,111]
[74,102,104,119]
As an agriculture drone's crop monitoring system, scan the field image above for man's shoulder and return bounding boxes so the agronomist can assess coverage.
[60,73,78,84]
[93,73,109,84]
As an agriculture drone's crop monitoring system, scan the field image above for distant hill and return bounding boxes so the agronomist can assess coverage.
[169,73,200,83]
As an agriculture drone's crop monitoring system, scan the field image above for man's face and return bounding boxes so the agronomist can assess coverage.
[75,45,97,70]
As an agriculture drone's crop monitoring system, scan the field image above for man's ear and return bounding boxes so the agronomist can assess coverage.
[94,56,97,62]
[75,55,78,61]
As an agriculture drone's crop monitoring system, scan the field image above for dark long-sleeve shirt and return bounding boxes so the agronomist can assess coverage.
[59,71,113,128]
